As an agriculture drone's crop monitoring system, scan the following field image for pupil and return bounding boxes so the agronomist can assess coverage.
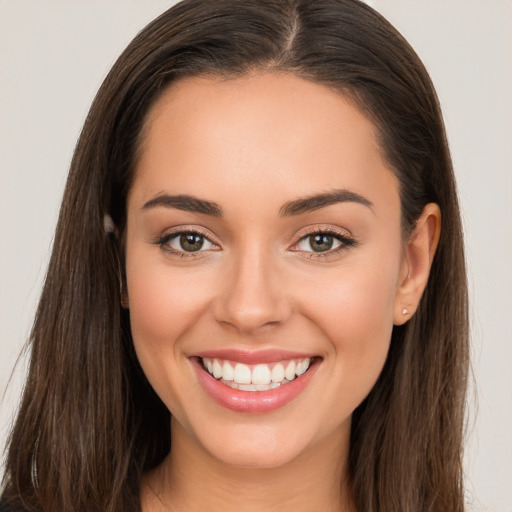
[180,233,204,252]
[310,234,333,252]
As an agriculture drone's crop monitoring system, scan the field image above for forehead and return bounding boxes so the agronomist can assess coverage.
[130,72,399,216]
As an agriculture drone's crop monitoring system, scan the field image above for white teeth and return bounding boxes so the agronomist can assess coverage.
[221,379,290,391]
[296,358,310,376]
[222,361,234,381]
[234,363,252,384]
[252,364,271,385]
[202,357,313,388]
[239,384,257,391]
[212,359,223,379]
[271,363,285,382]
[285,361,296,381]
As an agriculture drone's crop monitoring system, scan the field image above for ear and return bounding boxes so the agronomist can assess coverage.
[393,203,441,325]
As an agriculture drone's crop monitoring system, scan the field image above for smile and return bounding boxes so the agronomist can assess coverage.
[193,352,321,413]
[202,357,312,391]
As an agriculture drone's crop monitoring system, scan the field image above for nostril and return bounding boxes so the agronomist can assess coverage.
[211,257,292,332]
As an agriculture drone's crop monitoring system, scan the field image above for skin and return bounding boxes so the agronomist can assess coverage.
[125,72,440,511]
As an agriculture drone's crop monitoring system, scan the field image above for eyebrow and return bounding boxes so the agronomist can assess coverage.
[142,194,223,217]
[279,189,373,217]
[141,188,373,218]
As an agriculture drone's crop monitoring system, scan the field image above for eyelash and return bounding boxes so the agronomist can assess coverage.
[291,227,357,259]
[154,228,219,258]
[153,227,357,259]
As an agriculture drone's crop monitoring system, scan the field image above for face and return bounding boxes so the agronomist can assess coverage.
[125,72,407,469]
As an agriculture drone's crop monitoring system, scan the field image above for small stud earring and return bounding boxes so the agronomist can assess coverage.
[402,307,409,315]
[103,213,116,235]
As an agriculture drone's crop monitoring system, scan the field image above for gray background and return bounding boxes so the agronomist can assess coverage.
[1,1,511,510]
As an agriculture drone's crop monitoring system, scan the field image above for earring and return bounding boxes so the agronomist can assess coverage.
[402,307,409,315]
[103,213,116,234]
[105,213,129,308]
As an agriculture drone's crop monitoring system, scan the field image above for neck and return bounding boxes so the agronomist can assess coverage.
[141,418,355,512]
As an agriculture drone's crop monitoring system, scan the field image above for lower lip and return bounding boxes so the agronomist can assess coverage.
[192,357,320,413]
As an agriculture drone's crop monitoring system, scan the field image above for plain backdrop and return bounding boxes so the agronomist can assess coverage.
[1,1,511,510]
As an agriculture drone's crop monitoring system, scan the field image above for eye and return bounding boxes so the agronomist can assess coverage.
[171,233,210,252]
[297,233,342,253]
[157,230,218,255]
[290,228,356,258]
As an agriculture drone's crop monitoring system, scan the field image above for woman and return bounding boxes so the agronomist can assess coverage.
[0,0,468,511]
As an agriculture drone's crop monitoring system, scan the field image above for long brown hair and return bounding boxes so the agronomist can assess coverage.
[1,1,468,510]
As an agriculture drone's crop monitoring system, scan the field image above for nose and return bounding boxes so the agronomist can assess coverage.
[212,247,292,334]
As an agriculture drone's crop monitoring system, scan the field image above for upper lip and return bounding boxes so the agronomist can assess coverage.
[194,349,319,364]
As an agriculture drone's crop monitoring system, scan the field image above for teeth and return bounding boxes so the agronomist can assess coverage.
[296,358,310,376]
[202,357,313,388]
[252,364,271,385]
[271,363,285,382]
[285,361,296,381]
[239,384,257,391]
[222,361,234,381]
[234,363,251,384]
[220,379,290,392]
[212,359,223,379]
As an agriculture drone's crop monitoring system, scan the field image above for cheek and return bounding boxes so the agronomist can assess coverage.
[128,270,183,354]
[125,250,215,402]
[293,254,400,407]
[126,245,215,345]
[299,256,399,342]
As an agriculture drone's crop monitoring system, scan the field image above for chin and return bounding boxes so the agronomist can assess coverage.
[206,440,304,470]
[191,418,327,471]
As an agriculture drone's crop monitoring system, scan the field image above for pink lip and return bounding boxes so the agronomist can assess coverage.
[191,356,321,413]
[194,348,317,364]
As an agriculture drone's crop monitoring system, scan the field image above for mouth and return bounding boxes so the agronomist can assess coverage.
[200,356,314,391]
[192,352,321,413]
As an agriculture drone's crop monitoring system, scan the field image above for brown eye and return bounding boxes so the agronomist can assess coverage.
[179,233,204,252]
[161,231,217,254]
[308,234,334,252]
[294,230,354,256]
